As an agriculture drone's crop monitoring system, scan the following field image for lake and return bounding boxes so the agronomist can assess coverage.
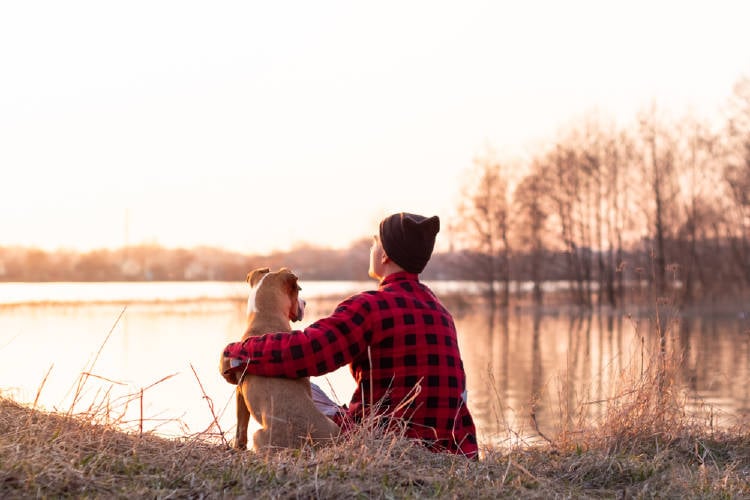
[1,281,748,449]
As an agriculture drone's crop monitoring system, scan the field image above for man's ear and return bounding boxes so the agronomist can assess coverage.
[247,267,270,287]
[381,251,390,265]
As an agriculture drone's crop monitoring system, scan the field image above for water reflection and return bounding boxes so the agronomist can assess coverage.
[1,284,748,449]
[456,306,750,446]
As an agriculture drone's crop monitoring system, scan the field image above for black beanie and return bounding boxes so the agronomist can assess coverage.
[379,212,440,274]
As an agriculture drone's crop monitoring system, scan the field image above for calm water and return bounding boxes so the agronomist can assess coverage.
[1,281,748,448]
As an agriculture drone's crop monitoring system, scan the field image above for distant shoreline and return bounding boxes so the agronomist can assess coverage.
[1,281,747,319]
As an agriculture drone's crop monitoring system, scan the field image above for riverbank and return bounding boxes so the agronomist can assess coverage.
[1,393,748,498]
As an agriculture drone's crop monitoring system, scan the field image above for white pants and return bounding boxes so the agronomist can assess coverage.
[310,381,342,417]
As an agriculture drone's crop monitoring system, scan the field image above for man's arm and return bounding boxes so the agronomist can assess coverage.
[221,295,373,382]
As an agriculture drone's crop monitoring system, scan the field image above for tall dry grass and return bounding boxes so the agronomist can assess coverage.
[2,386,748,498]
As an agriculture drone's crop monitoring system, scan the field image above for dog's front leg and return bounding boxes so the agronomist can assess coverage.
[235,386,250,450]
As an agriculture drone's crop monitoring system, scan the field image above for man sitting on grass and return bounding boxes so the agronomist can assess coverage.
[220,212,478,459]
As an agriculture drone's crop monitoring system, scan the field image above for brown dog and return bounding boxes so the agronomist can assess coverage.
[231,267,340,450]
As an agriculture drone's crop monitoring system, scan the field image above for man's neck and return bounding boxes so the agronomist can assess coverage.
[376,263,414,284]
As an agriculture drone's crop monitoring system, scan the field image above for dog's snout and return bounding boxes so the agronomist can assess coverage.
[295,297,306,322]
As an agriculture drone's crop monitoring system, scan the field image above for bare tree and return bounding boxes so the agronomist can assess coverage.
[723,76,750,289]
[673,116,723,304]
[542,142,592,306]
[636,104,682,298]
[452,155,515,308]
[513,168,550,305]
[601,129,639,308]
[528,117,640,309]
[576,117,629,309]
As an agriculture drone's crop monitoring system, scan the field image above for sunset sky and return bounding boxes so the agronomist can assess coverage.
[1,1,749,255]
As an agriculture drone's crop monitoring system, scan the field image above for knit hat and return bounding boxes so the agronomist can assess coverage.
[379,212,440,274]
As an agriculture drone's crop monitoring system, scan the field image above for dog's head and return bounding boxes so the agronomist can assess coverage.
[245,267,305,322]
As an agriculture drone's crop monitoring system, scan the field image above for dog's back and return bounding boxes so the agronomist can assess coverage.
[234,267,340,450]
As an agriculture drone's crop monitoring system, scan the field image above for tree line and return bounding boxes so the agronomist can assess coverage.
[0,243,371,283]
[452,76,750,308]
[0,240,616,285]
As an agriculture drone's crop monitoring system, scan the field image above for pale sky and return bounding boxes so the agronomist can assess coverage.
[2,1,749,254]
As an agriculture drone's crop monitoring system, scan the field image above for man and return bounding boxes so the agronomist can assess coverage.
[221,212,478,458]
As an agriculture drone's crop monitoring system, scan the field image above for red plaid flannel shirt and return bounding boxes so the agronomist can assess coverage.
[222,272,478,459]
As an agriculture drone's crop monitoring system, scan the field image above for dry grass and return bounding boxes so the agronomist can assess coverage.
[2,306,749,498]
[2,365,749,499]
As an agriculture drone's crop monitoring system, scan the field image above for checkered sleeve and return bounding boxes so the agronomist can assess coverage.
[225,294,374,379]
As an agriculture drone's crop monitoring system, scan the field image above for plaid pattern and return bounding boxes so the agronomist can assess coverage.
[222,272,478,459]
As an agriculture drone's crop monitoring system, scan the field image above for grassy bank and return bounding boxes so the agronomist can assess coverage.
[2,302,749,499]
[1,388,748,499]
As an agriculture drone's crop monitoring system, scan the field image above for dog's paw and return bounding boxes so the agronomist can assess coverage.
[230,439,247,451]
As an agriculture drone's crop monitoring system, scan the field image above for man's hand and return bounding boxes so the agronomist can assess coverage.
[219,340,251,385]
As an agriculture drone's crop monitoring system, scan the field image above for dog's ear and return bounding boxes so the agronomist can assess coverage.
[246,267,270,287]
[282,269,300,294]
